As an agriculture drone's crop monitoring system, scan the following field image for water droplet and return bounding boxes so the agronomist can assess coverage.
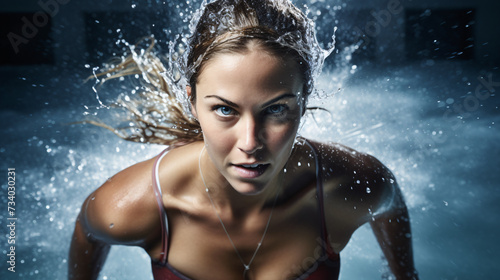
[109,223,114,228]
[366,187,371,194]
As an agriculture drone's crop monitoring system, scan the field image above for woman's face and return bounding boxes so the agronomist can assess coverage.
[191,46,304,194]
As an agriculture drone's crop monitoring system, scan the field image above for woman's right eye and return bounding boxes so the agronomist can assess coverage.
[214,106,234,116]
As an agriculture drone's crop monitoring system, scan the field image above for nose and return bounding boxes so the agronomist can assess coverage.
[237,115,263,154]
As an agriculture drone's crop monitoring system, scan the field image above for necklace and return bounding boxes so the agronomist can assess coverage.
[198,146,281,279]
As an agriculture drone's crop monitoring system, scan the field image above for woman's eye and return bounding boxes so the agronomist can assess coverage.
[215,106,234,116]
[266,104,287,115]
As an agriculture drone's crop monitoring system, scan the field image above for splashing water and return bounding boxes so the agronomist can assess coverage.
[91,66,108,108]
[1,0,499,280]
[158,0,338,113]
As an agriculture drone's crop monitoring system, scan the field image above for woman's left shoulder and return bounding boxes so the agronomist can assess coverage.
[308,139,397,222]
[320,141,392,177]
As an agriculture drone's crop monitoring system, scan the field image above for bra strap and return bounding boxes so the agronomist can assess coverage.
[151,147,171,264]
[303,139,337,258]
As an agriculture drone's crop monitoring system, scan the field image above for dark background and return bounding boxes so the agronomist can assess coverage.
[1,0,499,279]
[1,0,499,113]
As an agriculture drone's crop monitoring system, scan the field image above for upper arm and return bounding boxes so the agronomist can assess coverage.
[319,142,400,225]
[80,158,161,247]
[360,154,401,217]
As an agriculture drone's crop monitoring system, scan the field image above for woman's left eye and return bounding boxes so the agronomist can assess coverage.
[266,104,287,115]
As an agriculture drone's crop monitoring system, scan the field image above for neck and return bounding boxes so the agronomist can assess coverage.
[198,146,283,218]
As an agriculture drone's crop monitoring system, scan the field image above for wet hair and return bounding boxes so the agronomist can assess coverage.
[87,0,328,146]
[186,0,315,103]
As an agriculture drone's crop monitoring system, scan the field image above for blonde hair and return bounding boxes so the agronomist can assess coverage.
[83,38,202,146]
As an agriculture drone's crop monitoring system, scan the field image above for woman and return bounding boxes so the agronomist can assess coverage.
[69,0,418,279]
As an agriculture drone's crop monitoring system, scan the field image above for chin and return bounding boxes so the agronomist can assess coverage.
[232,182,265,195]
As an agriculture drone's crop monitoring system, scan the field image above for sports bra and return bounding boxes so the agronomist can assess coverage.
[150,139,340,279]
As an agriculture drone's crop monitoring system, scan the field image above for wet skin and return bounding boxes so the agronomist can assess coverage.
[69,45,417,280]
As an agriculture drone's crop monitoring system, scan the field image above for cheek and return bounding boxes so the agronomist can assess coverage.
[205,131,233,152]
[264,121,300,152]
[199,118,234,159]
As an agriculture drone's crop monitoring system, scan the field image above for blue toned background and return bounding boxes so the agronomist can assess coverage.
[1,0,499,279]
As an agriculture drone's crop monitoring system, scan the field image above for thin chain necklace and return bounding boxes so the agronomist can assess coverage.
[198,146,281,279]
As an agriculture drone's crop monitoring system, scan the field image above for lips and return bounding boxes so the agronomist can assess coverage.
[231,163,269,179]
[240,163,261,168]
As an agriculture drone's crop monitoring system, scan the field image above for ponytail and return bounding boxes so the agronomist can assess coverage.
[83,37,203,146]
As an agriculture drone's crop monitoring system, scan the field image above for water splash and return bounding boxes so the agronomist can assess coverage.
[159,0,339,111]
[91,66,108,108]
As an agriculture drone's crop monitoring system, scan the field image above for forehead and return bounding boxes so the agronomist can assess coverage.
[196,48,304,100]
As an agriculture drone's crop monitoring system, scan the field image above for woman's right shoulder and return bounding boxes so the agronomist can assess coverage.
[80,143,203,246]
[155,141,205,195]
[80,150,164,247]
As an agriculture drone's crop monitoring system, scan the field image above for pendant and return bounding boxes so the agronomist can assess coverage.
[243,265,250,280]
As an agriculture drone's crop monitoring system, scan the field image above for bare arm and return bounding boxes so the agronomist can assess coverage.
[68,212,110,280]
[370,187,419,280]
[67,157,161,280]
[321,142,419,279]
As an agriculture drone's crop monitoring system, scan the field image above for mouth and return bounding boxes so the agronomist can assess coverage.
[231,163,270,179]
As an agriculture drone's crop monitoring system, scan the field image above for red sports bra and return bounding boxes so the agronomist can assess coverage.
[150,140,340,279]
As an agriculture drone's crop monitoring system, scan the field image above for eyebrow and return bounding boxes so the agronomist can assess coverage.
[205,93,297,108]
[261,93,297,107]
[205,95,239,108]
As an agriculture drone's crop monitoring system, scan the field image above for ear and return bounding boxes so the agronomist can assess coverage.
[187,86,198,119]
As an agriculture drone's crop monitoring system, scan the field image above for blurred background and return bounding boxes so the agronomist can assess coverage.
[1,0,499,279]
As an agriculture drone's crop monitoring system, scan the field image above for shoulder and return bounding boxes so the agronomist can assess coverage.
[307,139,397,224]
[81,153,162,247]
[155,141,205,196]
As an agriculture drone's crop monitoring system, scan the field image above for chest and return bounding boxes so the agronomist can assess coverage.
[163,194,338,280]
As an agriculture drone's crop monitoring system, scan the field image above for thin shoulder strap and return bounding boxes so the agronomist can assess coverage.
[303,139,337,257]
[151,147,171,264]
